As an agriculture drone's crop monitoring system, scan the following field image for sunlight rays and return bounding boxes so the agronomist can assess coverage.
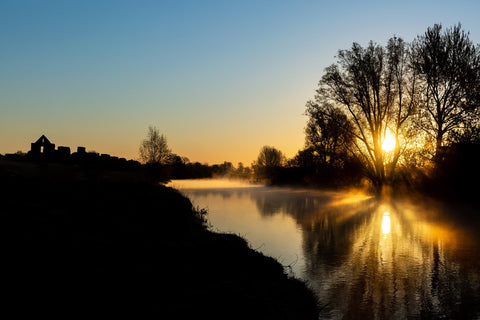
[382,132,396,152]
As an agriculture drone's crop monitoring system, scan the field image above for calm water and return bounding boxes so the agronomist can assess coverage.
[169,179,480,319]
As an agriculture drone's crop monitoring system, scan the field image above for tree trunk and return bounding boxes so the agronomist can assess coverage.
[434,129,444,160]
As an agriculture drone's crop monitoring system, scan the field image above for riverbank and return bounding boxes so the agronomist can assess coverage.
[0,160,319,319]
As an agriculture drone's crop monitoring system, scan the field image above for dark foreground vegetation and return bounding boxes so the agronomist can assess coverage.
[0,159,318,319]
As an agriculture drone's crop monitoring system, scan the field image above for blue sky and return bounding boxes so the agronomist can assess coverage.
[1,0,480,164]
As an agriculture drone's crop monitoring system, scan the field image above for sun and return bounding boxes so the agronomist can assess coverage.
[382,132,396,152]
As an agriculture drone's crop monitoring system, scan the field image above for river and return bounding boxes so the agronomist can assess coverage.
[168,179,480,319]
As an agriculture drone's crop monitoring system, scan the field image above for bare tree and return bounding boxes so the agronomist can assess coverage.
[412,23,480,156]
[139,126,172,164]
[316,37,417,187]
[385,36,419,173]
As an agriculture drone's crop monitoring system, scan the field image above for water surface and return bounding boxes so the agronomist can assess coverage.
[169,179,480,319]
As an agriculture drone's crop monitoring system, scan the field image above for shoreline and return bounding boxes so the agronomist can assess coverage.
[0,160,319,318]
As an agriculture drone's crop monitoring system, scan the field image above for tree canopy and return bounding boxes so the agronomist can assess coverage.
[307,23,480,188]
[253,146,285,181]
[139,126,172,165]
[412,23,480,155]
[255,146,284,168]
[314,37,417,187]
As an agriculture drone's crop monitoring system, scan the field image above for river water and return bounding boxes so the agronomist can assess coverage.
[168,179,480,319]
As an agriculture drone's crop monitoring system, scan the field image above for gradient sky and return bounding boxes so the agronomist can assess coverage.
[2,1,480,165]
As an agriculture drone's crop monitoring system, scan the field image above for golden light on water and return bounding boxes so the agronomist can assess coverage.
[382,132,396,152]
[381,211,391,235]
[172,179,480,318]
[166,179,261,189]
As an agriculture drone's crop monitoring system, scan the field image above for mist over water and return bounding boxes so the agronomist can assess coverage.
[170,179,480,319]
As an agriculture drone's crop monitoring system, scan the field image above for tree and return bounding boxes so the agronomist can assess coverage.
[253,146,285,180]
[315,37,418,188]
[255,146,284,168]
[304,102,353,168]
[139,126,172,164]
[291,147,317,170]
[412,24,480,156]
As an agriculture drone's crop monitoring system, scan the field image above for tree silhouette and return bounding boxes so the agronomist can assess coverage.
[255,146,284,168]
[253,146,285,180]
[412,24,480,157]
[305,102,353,168]
[315,37,417,188]
[139,126,172,165]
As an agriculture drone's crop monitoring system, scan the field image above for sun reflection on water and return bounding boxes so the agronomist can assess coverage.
[381,211,391,236]
[172,180,480,319]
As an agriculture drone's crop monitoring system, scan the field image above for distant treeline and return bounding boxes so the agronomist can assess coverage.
[138,123,480,202]
[146,158,252,181]
[249,142,480,201]
[0,145,251,183]
[250,145,364,188]
[138,126,252,181]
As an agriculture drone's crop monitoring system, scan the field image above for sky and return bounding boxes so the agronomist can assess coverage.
[1,0,480,165]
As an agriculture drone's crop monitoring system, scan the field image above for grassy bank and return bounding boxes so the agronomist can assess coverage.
[0,160,319,319]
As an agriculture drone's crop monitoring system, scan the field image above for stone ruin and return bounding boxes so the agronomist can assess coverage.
[13,134,139,168]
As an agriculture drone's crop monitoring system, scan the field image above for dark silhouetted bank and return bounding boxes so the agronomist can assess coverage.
[0,159,319,319]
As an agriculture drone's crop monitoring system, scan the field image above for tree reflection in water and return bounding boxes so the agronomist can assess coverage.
[174,180,480,320]
[303,198,480,320]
